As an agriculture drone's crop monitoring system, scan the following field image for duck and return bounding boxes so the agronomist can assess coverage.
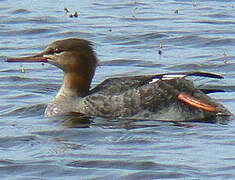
[6,38,232,122]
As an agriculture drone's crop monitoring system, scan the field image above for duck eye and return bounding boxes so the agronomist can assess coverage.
[54,48,62,54]
[47,49,54,55]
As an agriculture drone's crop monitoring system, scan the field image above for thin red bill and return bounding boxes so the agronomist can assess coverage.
[5,56,48,63]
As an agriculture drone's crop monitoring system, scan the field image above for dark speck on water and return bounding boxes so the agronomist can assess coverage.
[0,0,235,179]
[64,7,69,13]
[73,11,78,18]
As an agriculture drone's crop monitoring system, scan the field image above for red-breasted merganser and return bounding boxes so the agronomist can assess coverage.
[6,38,232,121]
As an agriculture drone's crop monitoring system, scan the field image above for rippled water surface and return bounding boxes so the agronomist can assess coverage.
[1,0,235,179]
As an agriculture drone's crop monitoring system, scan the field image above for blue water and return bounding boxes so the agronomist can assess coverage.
[0,0,235,179]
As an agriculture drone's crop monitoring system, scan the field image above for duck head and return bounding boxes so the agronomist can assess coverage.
[6,38,98,95]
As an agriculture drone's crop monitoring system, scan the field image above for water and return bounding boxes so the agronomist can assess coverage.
[0,0,235,179]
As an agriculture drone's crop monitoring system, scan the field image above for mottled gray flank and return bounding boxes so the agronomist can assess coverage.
[45,75,231,122]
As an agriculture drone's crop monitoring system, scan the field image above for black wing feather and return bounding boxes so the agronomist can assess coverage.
[90,71,223,95]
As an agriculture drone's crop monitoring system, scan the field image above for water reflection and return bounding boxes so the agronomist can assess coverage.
[53,112,231,129]
[50,112,93,128]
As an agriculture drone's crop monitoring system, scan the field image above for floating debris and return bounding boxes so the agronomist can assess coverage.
[158,41,163,55]
[132,6,138,18]
[174,9,179,14]
[158,49,162,55]
[20,64,26,76]
[223,52,228,64]
[65,7,78,18]
[132,0,138,18]
[108,26,112,32]
[74,11,78,18]
[64,7,69,13]
[134,0,138,6]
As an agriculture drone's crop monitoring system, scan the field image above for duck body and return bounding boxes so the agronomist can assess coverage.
[6,38,232,122]
[45,72,231,122]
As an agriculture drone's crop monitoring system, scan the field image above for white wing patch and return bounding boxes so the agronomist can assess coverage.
[161,74,186,80]
[149,74,186,84]
[149,78,160,84]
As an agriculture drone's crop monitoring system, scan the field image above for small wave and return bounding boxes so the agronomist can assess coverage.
[200,38,235,47]
[0,135,41,149]
[139,32,168,39]
[4,16,64,25]
[46,31,96,39]
[207,56,235,63]
[120,16,174,22]
[91,2,144,8]
[166,62,235,72]
[85,15,116,20]
[167,35,209,47]
[66,159,196,173]
[104,32,167,46]
[0,76,48,83]
[0,28,55,36]
[194,20,235,25]
[10,9,31,14]
[100,59,146,66]
[1,104,46,118]
[167,35,235,48]
[203,12,232,19]
[99,59,163,68]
